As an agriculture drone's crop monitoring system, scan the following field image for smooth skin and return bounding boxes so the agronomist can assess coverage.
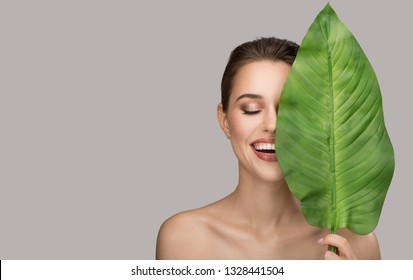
[156,61,381,260]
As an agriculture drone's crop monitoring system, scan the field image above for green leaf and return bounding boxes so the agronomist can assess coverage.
[276,3,395,235]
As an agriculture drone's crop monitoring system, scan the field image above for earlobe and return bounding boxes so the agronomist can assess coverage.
[217,103,230,138]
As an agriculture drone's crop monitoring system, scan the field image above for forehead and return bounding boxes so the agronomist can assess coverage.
[230,60,291,101]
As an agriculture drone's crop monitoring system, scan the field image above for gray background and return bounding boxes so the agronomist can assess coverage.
[1,0,411,259]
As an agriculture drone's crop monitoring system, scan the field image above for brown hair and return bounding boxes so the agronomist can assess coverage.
[220,37,299,112]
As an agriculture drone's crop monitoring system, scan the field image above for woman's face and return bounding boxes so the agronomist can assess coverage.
[218,60,291,183]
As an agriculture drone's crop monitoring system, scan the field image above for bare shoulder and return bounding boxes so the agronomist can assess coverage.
[156,207,215,260]
[337,228,381,259]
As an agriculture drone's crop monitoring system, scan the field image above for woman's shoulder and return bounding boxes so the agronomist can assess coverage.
[158,208,211,239]
[156,204,221,259]
[337,228,381,259]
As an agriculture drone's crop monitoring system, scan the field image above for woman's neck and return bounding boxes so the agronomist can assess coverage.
[229,168,303,230]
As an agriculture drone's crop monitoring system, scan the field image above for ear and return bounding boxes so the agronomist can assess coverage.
[217,103,230,137]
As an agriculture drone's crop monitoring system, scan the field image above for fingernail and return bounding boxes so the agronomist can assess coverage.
[317,238,324,244]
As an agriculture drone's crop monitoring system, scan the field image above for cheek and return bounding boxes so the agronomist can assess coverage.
[228,114,255,141]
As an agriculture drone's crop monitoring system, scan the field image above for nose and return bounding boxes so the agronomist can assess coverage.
[263,107,277,133]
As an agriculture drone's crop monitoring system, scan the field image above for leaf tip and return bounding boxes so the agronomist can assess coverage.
[323,2,335,13]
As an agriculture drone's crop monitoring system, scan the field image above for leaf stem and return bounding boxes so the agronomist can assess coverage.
[329,227,337,253]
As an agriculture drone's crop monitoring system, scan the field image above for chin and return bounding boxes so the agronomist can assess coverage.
[260,173,285,183]
[254,164,285,183]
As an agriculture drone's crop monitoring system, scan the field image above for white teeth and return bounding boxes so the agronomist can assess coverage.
[253,143,275,150]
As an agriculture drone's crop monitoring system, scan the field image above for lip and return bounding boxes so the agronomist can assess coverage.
[250,138,277,162]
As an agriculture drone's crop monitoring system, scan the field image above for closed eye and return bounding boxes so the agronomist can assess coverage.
[242,110,261,115]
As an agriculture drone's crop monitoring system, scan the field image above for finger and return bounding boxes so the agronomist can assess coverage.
[318,234,357,260]
[324,250,342,260]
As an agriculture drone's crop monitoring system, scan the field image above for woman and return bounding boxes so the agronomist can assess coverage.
[156,37,381,260]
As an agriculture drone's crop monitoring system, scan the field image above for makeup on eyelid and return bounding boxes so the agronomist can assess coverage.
[240,102,262,114]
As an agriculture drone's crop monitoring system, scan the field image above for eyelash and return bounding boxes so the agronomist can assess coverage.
[242,109,261,115]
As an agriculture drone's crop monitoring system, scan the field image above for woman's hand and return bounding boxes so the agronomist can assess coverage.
[318,234,357,260]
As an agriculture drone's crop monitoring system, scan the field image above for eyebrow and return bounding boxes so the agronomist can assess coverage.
[235,93,263,102]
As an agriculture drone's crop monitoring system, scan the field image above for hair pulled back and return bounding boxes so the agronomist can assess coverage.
[220,37,299,112]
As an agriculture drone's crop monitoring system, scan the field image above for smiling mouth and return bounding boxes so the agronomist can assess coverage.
[251,140,277,162]
[252,143,276,154]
